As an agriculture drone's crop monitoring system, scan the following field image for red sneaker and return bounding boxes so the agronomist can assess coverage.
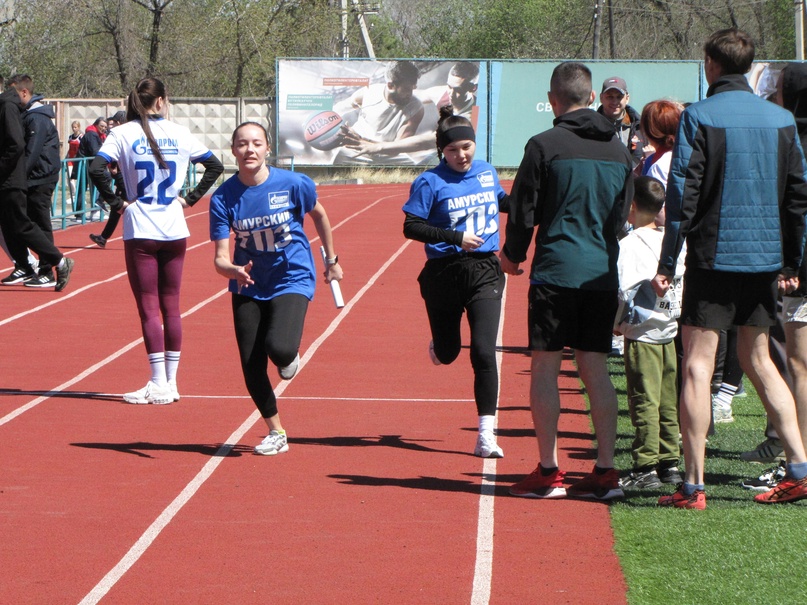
[754,474,807,504]
[567,467,624,500]
[509,466,566,499]
[657,486,706,510]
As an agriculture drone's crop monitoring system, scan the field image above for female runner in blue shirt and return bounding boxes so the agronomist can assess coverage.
[402,105,509,458]
[210,122,343,456]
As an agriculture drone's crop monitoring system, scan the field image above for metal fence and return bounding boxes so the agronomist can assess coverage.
[51,156,198,230]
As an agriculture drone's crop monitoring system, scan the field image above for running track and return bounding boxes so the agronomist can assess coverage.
[0,183,627,604]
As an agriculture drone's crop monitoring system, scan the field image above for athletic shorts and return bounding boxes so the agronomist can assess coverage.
[528,283,618,352]
[783,295,807,323]
[681,268,778,330]
[418,252,504,310]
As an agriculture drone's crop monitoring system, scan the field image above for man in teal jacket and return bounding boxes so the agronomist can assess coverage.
[501,61,633,501]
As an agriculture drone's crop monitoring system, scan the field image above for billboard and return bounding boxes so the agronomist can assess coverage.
[489,61,703,166]
[277,59,487,166]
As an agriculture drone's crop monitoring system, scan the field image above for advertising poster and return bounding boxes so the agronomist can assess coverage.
[489,61,703,166]
[277,59,487,166]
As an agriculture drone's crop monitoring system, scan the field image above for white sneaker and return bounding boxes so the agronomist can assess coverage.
[254,430,289,456]
[278,353,300,380]
[123,381,173,405]
[711,396,734,423]
[474,431,503,458]
[168,380,180,402]
[428,341,442,366]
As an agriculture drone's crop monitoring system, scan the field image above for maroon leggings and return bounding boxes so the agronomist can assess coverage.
[124,238,186,354]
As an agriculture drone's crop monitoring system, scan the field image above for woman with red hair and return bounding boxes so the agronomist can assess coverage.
[638,100,683,186]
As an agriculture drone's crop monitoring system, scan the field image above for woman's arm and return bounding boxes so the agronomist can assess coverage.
[213,239,254,291]
[182,154,225,207]
[308,202,343,283]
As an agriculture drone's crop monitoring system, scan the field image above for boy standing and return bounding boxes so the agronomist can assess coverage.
[616,176,683,489]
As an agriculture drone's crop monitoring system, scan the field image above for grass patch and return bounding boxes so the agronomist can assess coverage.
[606,355,807,604]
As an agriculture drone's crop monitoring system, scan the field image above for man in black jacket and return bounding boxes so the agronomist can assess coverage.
[9,74,62,287]
[0,75,73,291]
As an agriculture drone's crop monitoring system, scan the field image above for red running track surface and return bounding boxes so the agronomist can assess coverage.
[0,183,627,604]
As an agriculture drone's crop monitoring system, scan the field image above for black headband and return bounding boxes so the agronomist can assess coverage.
[437,125,476,150]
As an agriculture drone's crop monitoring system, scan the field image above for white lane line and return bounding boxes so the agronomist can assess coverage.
[0,239,212,327]
[470,279,507,605]
[78,239,413,605]
[0,289,227,428]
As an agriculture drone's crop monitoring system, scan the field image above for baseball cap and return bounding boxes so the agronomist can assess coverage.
[109,110,127,124]
[602,77,628,95]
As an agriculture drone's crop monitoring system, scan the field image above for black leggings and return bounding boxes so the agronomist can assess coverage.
[420,254,503,417]
[232,293,309,419]
[426,297,501,416]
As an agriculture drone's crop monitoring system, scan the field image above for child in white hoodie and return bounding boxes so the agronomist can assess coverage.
[616,176,685,489]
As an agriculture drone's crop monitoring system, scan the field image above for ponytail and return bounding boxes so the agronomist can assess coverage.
[127,77,168,169]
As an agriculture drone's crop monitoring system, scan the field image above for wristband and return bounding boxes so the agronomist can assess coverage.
[325,255,339,266]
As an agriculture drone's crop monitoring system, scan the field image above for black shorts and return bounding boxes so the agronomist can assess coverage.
[681,268,778,330]
[418,252,504,310]
[528,283,618,352]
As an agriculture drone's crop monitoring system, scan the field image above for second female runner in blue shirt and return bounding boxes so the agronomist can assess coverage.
[402,105,509,458]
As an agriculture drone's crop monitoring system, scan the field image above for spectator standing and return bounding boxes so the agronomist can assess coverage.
[652,29,807,508]
[616,176,683,489]
[501,62,633,500]
[0,75,74,291]
[9,75,62,287]
[597,76,643,168]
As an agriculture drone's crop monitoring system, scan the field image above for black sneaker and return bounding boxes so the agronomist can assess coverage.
[1,267,36,285]
[620,469,662,489]
[24,273,56,288]
[55,257,75,292]
[89,234,107,248]
[742,461,787,491]
[658,465,683,484]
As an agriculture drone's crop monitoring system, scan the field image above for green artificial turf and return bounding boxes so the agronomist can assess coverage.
[605,356,807,604]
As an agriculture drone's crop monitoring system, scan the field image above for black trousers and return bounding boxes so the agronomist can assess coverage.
[0,185,62,272]
[232,293,309,419]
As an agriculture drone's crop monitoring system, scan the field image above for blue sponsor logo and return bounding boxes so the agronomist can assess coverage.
[477,171,494,187]
[269,191,290,209]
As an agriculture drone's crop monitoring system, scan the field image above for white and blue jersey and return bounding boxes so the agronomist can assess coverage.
[97,117,213,241]
[403,159,506,260]
[209,168,318,301]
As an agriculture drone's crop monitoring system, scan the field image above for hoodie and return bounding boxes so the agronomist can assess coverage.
[0,87,27,192]
[505,108,634,290]
[22,94,61,185]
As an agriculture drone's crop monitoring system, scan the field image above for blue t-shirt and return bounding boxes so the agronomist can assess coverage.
[402,159,506,259]
[209,168,318,300]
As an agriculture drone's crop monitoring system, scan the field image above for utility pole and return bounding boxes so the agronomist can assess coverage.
[608,0,616,59]
[592,0,602,59]
[797,0,805,60]
[339,1,379,59]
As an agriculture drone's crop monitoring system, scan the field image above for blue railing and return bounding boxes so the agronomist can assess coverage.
[52,157,199,230]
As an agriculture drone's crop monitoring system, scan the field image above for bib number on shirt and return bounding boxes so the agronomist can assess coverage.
[238,224,292,253]
[135,160,177,205]
[448,204,497,236]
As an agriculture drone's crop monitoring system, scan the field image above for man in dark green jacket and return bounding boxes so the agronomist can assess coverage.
[501,61,633,501]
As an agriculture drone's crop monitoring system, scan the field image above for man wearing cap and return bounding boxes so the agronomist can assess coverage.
[598,76,642,168]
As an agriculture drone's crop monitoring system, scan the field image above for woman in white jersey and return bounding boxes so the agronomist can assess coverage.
[89,77,224,404]
[210,122,343,456]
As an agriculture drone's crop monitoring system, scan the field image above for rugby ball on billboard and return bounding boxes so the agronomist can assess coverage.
[304,111,344,151]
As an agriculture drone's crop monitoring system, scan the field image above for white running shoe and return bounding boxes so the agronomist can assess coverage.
[474,431,504,458]
[254,430,289,456]
[711,396,734,423]
[278,353,300,380]
[428,341,442,366]
[123,381,174,405]
[168,381,180,402]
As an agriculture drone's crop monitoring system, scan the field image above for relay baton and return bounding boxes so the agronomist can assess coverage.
[320,246,345,308]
